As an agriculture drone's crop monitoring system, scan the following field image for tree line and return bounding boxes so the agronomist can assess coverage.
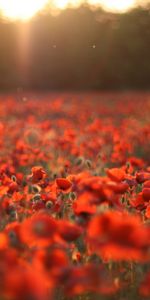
[0,5,150,90]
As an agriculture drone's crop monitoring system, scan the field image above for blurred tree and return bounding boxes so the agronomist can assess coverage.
[0,5,150,90]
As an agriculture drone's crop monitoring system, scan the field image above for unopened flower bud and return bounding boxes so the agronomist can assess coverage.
[76,156,84,166]
[45,201,53,209]
[85,159,92,168]
[9,210,18,222]
[32,193,41,203]
[69,192,76,201]
[11,175,17,182]
[32,185,41,193]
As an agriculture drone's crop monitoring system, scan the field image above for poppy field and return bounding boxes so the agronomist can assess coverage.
[0,92,150,300]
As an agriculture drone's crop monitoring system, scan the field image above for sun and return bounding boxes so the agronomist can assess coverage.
[0,0,48,20]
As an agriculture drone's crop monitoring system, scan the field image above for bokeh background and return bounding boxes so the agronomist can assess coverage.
[0,0,150,90]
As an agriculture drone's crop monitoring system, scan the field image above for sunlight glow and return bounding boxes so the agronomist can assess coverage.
[52,0,81,9]
[97,0,135,12]
[0,0,48,20]
[0,0,137,20]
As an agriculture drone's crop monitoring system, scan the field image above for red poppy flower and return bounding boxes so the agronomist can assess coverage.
[28,166,47,184]
[142,188,150,201]
[106,168,126,182]
[0,185,8,196]
[56,178,72,191]
[73,192,97,215]
[107,181,129,194]
[5,221,21,246]
[58,220,82,242]
[4,265,50,300]
[145,205,150,219]
[0,233,8,250]
[34,248,69,280]
[130,192,145,209]
[62,264,118,296]
[144,180,150,188]
[8,181,19,194]
[136,172,150,184]
[20,213,58,247]
[87,211,150,260]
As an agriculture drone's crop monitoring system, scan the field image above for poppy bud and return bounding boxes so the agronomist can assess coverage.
[6,203,16,214]
[76,156,84,166]
[46,201,53,209]
[11,175,17,182]
[85,160,92,168]
[32,185,41,193]
[52,173,58,179]
[9,210,18,222]
[69,192,76,201]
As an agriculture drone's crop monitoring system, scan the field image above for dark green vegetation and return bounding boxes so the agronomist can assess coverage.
[1,5,150,90]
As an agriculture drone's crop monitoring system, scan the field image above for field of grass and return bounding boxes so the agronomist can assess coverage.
[0,92,150,300]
